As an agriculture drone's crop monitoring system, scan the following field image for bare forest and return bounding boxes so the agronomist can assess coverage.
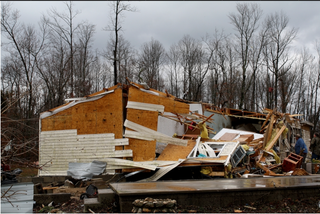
[1,2,320,165]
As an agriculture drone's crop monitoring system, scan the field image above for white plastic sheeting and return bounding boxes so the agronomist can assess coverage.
[67,160,107,180]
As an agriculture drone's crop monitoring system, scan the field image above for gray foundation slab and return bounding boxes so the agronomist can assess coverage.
[110,175,320,213]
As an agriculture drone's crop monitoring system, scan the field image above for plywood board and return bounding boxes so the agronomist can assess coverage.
[157,140,196,161]
[125,109,158,161]
[219,133,238,141]
[236,134,254,143]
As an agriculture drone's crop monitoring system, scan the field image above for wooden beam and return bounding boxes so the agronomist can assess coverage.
[265,125,287,151]
[260,112,271,131]
[200,113,215,124]
[263,114,275,147]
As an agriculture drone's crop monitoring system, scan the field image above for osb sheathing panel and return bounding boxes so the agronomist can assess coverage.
[41,88,123,142]
[125,109,158,162]
[157,140,196,161]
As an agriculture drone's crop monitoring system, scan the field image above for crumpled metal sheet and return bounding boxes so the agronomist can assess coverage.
[67,160,107,180]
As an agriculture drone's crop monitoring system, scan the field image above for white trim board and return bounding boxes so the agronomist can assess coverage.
[124,119,188,146]
[40,90,114,120]
[213,128,264,141]
[126,101,164,113]
[104,158,157,171]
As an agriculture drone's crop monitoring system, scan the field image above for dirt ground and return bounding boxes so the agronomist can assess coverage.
[33,195,320,213]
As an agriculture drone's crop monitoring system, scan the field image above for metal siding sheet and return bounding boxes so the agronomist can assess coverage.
[1,183,34,213]
[204,111,233,138]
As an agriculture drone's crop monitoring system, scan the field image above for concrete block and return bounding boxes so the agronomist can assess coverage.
[32,176,43,184]
[98,188,115,204]
[43,176,54,183]
[34,193,71,206]
[18,176,32,183]
[93,174,122,183]
[84,198,103,212]
[306,163,312,173]
[54,176,67,183]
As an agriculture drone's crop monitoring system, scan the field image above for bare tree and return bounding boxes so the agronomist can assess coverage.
[137,38,166,90]
[178,35,205,101]
[279,67,298,113]
[247,19,270,112]
[105,1,136,85]
[36,33,72,110]
[45,1,81,97]
[264,11,298,110]
[312,40,320,132]
[228,3,263,109]
[1,2,46,124]
[104,34,136,85]
[165,43,182,97]
[74,22,96,97]
[203,31,229,106]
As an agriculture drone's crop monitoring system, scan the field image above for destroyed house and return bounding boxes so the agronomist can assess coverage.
[39,82,190,176]
[39,81,316,180]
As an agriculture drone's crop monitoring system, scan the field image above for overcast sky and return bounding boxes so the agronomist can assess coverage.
[4,1,320,54]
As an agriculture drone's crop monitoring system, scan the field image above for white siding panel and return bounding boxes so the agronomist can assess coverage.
[104,158,157,170]
[39,129,132,176]
[41,146,116,151]
[40,129,77,135]
[77,133,115,139]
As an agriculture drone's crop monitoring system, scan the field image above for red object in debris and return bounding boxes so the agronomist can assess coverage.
[1,163,10,171]
[282,153,303,172]
[188,122,196,130]
[268,87,273,93]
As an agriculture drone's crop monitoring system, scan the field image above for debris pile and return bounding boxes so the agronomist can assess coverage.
[193,108,312,178]
[132,197,177,213]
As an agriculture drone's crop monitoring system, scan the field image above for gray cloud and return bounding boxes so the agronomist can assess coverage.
[6,1,320,54]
